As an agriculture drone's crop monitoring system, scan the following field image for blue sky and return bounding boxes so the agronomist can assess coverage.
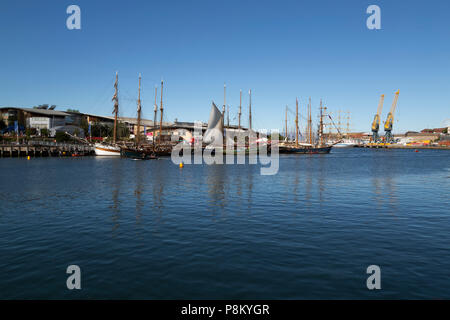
[0,0,449,132]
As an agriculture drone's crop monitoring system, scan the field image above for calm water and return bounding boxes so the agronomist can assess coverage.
[0,148,449,299]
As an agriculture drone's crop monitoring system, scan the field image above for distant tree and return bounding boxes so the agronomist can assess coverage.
[41,128,49,137]
[117,122,130,138]
[55,131,70,142]
[91,123,113,138]
[67,109,80,113]
[80,117,89,136]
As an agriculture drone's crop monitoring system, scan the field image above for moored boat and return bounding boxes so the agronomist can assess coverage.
[280,97,334,155]
[333,141,356,148]
[120,146,157,160]
[279,145,332,154]
[94,143,121,156]
[120,74,158,160]
[94,72,121,156]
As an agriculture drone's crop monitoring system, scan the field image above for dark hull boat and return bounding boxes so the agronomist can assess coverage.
[120,74,157,160]
[279,145,332,154]
[121,147,157,160]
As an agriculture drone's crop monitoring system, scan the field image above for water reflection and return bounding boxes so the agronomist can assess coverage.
[111,159,122,237]
[305,158,313,205]
[150,161,166,236]
[384,175,397,216]
[206,165,227,213]
[134,162,145,227]
[246,165,254,213]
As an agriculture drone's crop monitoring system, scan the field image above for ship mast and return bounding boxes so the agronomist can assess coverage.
[238,90,242,131]
[249,89,252,131]
[295,98,299,147]
[136,74,142,146]
[285,105,288,141]
[222,83,226,142]
[319,99,324,146]
[153,86,158,147]
[308,97,312,145]
[112,72,119,144]
[159,79,164,144]
[223,83,226,127]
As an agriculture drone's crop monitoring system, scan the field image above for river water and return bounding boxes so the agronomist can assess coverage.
[0,148,449,299]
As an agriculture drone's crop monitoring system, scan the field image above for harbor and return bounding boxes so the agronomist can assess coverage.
[2,80,449,159]
[1,0,450,304]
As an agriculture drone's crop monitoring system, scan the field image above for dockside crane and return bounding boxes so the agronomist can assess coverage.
[371,94,385,142]
[384,90,400,143]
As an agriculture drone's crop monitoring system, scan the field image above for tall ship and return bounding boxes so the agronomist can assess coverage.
[120,74,157,160]
[279,98,333,154]
[94,72,121,156]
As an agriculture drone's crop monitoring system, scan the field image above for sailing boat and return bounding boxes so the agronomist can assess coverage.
[95,72,121,156]
[280,98,332,154]
[120,74,157,160]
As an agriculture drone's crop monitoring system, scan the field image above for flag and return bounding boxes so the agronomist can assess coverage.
[88,122,91,135]
[14,121,18,133]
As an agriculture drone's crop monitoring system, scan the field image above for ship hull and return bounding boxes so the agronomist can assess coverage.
[94,144,121,156]
[279,146,332,154]
[121,147,157,160]
[333,143,356,148]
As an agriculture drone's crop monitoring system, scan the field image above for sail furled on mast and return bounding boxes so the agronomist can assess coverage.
[112,72,119,143]
[112,76,119,113]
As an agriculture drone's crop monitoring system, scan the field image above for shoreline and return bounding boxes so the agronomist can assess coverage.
[355,144,450,150]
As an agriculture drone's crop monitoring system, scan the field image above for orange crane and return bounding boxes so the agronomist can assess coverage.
[371,94,385,142]
[384,90,400,143]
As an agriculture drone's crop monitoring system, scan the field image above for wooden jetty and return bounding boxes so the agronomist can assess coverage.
[0,141,94,158]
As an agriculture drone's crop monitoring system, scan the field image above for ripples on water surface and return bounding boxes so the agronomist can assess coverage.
[0,148,449,299]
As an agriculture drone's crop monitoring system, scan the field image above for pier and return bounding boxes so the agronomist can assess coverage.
[0,141,94,158]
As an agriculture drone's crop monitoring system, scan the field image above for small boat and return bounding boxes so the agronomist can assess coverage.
[333,141,356,148]
[94,143,121,156]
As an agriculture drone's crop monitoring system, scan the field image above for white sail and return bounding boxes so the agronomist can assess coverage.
[203,102,224,146]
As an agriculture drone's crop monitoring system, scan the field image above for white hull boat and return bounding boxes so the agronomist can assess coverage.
[333,142,356,148]
[94,143,121,156]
